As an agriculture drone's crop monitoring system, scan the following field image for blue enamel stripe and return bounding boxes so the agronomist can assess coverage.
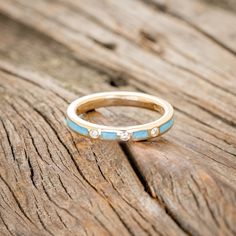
[160,119,174,134]
[101,131,117,140]
[67,119,89,135]
[132,130,148,140]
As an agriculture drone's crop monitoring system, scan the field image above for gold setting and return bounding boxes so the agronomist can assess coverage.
[66,91,174,141]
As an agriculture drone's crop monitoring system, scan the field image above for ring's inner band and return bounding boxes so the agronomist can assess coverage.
[76,98,165,115]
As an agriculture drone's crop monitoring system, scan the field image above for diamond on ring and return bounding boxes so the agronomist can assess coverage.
[119,131,130,141]
[89,129,100,138]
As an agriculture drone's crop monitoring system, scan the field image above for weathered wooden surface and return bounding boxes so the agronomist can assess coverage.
[0,0,236,235]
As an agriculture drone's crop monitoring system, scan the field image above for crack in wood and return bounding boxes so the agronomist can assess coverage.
[140,0,236,56]
[119,143,191,235]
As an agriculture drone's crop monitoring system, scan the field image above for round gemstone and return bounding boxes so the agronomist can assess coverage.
[89,129,100,138]
[151,127,159,137]
[119,131,130,141]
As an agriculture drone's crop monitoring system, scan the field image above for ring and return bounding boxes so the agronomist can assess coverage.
[66,91,174,141]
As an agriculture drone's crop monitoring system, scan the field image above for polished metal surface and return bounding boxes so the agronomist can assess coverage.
[67,91,174,141]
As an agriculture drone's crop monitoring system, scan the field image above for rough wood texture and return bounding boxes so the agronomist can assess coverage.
[0,0,236,235]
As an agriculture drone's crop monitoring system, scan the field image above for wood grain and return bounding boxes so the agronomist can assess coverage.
[0,0,235,235]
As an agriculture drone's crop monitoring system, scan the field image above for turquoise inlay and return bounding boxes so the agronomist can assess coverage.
[160,119,174,134]
[101,131,117,140]
[67,119,88,135]
[132,130,149,140]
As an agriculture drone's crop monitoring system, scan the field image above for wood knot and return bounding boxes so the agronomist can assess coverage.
[139,30,165,55]
[89,36,117,50]
[108,73,128,87]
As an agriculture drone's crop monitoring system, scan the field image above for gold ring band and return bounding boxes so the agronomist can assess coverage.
[66,91,174,141]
